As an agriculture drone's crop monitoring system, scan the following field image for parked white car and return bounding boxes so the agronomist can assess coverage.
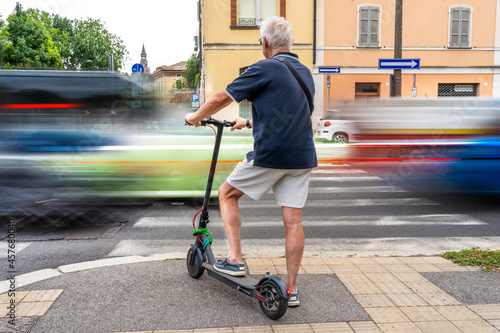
[314,110,357,144]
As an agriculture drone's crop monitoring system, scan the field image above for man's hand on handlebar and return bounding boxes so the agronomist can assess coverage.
[230,117,248,131]
[185,113,202,127]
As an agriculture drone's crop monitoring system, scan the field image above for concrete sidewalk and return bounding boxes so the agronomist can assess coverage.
[1,255,500,333]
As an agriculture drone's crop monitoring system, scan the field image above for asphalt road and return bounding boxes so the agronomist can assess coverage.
[1,161,500,276]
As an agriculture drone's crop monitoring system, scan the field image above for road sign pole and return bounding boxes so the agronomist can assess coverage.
[327,74,331,109]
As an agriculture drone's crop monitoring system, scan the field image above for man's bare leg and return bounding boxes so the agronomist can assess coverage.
[282,206,304,292]
[218,181,245,263]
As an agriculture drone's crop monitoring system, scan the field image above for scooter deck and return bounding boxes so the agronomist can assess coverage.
[202,262,259,291]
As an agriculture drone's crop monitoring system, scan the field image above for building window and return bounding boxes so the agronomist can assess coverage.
[355,83,380,98]
[232,0,284,28]
[238,0,277,26]
[449,7,471,48]
[438,83,478,97]
[358,6,380,47]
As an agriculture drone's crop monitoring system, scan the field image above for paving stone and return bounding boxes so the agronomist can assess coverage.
[408,264,442,273]
[422,257,451,264]
[247,265,277,275]
[22,289,63,302]
[399,306,447,322]
[343,282,382,295]
[373,258,403,265]
[403,281,443,294]
[245,258,273,266]
[301,258,327,265]
[398,257,430,264]
[330,265,362,274]
[468,304,500,320]
[232,326,273,333]
[275,265,288,274]
[380,264,414,272]
[271,258,287,265]
[272,324,313,332]
[16,301,53,317]
[347,258,378,265]
[385,293,428,307]
[417,292,461,306]
[355,265,386,273]
[353,294,395,308]
[433,305,483,321]
[348,321,381,333]
[374,282,412,294]
[414,321,461,333]
[302,265,333,274]
[365,307,410,323]
[489,320,500,330]
[153,330,192,333]
[310,322,353,332]
[376,322,423,333]
[194,328,233,333]
[323,258,352,265]
[364,273,399,283]
[336,273,371,284]
[391,272,429,283]
[0,291,30,304]
[451,320,500,333]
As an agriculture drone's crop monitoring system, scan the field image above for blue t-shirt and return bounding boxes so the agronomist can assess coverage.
[225,52,317,169]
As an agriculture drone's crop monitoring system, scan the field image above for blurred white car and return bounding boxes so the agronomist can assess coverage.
[314,110,357,144]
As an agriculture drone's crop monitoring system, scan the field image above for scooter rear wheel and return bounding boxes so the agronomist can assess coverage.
[258,279,288,320]
[186,246,204,279]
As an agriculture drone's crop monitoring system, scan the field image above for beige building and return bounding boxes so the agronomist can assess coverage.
[198,0,500,120]
[149,61,187,109]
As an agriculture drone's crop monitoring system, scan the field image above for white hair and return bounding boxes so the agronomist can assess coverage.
[260,16,293,51]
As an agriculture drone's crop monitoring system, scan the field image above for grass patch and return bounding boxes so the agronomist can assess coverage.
[443,247,500,272]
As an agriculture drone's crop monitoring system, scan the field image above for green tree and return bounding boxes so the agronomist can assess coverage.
[0,3,62,69]
[184,53,200,89]
[71,18,127,71]
[0,5,128,71]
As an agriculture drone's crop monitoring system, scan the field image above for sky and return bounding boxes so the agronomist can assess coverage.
[0,0,199,73]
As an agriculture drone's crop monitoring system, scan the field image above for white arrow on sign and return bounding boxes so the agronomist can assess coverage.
[382,60,419,68]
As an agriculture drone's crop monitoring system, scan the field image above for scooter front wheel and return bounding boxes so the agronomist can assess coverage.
[186,245,205,279]
[258,279,288,320]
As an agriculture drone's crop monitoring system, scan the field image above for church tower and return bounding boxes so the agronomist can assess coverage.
[140,43,150,74]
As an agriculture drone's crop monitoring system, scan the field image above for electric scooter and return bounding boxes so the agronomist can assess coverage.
[186,117,290,320]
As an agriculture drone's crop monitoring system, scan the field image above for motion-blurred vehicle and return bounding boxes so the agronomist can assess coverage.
[314,110,358,144]
[0,70,252,202]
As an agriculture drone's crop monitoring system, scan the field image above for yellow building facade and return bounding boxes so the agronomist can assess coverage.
[199,0,500,121]
[198,0,315,120]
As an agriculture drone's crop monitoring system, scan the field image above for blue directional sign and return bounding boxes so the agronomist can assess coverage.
[319,67,341,74]
[378,58,420,69]
[192,94,200,103]
[132,63,145,73]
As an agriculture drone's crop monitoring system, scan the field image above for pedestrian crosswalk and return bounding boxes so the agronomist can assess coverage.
[107,163,497,258]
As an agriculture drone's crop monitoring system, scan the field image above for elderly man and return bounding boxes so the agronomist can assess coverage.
[185,16,316,307]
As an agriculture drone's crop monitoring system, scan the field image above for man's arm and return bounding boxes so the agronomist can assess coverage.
[185,90,233,126]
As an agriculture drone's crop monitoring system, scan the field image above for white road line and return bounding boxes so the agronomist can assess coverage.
[312,169,368,174]
[133,214,487,228]
[0,242,32,258]
[310,176,383,182]
[238,198,439,209]
[107,237,500,258]
[308,186,407,193]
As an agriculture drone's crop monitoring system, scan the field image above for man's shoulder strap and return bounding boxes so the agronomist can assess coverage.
[274,56,314,114]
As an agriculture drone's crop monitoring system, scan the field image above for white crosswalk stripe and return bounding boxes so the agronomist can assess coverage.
[108,163,492,258]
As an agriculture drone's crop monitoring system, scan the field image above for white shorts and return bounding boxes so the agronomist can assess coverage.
[226,158,313,208]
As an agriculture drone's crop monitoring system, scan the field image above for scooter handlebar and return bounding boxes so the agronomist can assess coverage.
[200,117,236,127]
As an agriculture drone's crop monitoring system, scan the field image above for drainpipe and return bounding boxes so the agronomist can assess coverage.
[313,0,317,65]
